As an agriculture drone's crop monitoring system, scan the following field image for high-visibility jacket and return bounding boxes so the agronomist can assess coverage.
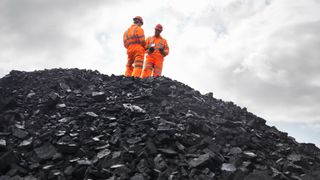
[123,24,146,77]
[142,35,169,78]
[145,35,169,57]
[123,24,145,49]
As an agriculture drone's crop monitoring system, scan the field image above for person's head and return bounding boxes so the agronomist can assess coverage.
[154,24,163,37]
[133,16,143,26]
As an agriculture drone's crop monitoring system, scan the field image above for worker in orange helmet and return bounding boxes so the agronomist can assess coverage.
[142,24,169,78]
[123,16,146,77]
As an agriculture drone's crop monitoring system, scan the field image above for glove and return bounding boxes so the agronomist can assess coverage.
[159,48,165,55]
[148,47,155,54]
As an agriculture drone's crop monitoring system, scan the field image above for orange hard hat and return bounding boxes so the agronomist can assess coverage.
[155,24,163,31]
[133,16,143,25]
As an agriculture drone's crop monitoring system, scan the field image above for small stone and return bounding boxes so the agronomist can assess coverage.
[12,129,28,139]
[243,151,257,158]
[34,144,58,161]
[154,154,167,171]
[0,139,6,147]
[130,174,145,180]
[221,163,236,172]
[55,130,66,137]
[29,163,40,170]
[158,148,178,155]
[42,164,54,170]
[127,137,142,144]
[287,154,302,162]
[58,117,72,123]
[56,103,66,108]
[230,147,242,155]
[244,170,273,180]
[188,153,211,168]
[175,141,185,151]
[123,104,146,113]
[48,92,60,101]
[111,164,125,169]
[286,163,304,174]
[56,142,78,154]
[77,158,92,165]
[64,166,74,176]
[92,92,106,102]
[97,149,111,159]
[18,137,33,147]
[59,82,72,92]
[0,151,17,173]
[85,112,98,118]
[95,144,110,150]
[27,92,36,98]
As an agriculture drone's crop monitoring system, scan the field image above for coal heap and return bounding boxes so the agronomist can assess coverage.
[0,69,320,180]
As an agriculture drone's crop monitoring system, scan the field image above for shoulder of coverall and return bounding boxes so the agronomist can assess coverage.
[129,24,145,39]
[158,35,168,45]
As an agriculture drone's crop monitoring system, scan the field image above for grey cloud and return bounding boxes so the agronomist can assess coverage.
[175,1,320,124]
[0,0,123,63]
[208,20,320,122]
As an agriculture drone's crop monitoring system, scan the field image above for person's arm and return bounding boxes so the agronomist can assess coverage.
[136,28,146,48]
[163,40,169,56]
[123,31,128,48]
[160,39,169,56]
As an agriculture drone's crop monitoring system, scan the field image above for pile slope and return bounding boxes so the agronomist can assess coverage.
[0,69,319,180]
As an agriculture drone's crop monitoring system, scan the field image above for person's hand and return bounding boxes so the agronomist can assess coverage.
[148,47,155,54]
[159,48,165,55]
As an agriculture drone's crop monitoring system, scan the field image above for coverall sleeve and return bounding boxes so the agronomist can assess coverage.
[163,39,169,57]
[136,27,146,48]
[123,31,128,48]
[145,37,150,52]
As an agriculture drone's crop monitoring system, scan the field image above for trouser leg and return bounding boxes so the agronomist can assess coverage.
[125,59,134,76]
[125,52,134,76]
[153,58,164,77]
[142,58,154,78]
[132,53,144,77]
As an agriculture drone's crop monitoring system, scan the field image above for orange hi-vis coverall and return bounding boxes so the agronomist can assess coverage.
[142,35,169,78]
[123,24,146,77]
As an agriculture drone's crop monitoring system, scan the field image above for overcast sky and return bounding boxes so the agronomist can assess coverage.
[1,0,320,146]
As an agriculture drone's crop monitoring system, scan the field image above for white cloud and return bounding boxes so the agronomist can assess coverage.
[195,0,320,124]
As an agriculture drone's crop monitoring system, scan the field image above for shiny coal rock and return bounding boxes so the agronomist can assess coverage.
[0,69,319,180]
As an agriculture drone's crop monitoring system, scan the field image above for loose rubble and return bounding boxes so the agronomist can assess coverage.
[0,68,319,180]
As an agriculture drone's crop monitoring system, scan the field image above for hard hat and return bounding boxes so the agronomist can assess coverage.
[133,16,143,25]
[155,24,163,32]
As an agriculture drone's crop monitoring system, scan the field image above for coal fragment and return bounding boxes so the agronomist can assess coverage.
[85,111,98,118]
[158,148,178,155]
[12,129,28,139]
[0,139,6,147]
[154,154,167,171]
[34,144,58,161]
[127,137,142,144]
[130,173,145,180]
[123,103,146,113]
[188,153,211,168]
[0,151,17,174]
[92,91,106,102]
[97,149,111,159]
[221,163,236,172]
[18,137,33,148]
[244,170,273,180]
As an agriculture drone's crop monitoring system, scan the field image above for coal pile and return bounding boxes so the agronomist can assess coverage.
[0,68,320,180]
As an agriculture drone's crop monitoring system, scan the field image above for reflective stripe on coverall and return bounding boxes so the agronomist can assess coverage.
[123,24,146,77]
[142,36,169,78]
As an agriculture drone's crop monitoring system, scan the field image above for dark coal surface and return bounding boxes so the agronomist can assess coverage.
[0,68,320,180]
